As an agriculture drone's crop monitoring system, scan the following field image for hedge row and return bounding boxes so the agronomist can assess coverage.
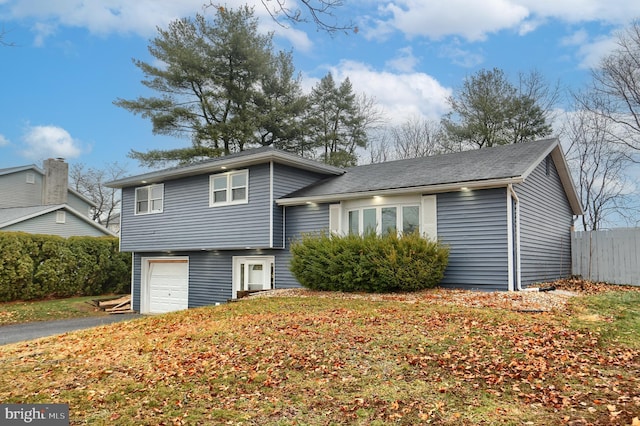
[290,231,449,293]
[0,232,131,302]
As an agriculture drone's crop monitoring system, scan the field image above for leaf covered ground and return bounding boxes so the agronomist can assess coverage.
[1,281,639,425]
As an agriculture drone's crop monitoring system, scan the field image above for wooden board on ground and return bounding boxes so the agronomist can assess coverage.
[87,295,133,314]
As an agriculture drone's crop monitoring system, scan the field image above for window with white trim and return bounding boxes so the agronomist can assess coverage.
[331,195,437,239]
[210,170,248,206]
[348,204,420,236]
[26,172,35,184]
[135,184,164,215]
[56,211,66,224]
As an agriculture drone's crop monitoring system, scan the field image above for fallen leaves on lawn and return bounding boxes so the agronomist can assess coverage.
[1,282,639,425]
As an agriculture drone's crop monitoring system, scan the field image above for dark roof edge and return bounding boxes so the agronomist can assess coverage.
[106,149,345,188]
[276,176,524,206]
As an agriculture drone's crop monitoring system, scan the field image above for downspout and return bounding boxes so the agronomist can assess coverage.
[269,161,274,249]
[508,184,522,291]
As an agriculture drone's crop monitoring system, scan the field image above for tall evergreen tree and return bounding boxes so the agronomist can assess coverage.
[114,6,305,167]
[305,73,369,167]
[441,68,553,149]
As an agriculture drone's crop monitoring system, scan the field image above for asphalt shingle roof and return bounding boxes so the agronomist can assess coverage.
[283,139,558,198]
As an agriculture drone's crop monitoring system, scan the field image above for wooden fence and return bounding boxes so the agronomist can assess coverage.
[571,228,640,286]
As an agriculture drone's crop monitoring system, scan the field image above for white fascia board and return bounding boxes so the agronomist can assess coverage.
[276,177,523,206]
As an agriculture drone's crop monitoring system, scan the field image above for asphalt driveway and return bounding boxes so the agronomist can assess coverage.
[0,313,140,345]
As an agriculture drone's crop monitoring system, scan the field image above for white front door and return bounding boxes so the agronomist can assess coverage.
[232,256,274,298]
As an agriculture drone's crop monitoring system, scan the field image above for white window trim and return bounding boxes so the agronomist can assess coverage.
[209,170,249,207]
[26,172,35,184]
[347,204,420,235]
[331,194,437,239]
[135,183,164,215]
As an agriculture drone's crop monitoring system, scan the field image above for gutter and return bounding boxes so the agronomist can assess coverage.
[508,184,522,291]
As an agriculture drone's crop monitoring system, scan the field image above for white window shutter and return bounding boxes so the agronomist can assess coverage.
[421,195,437,240]
[329,204,341,235]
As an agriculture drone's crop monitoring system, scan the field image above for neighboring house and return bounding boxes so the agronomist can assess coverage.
[107,138,582,314]
[107,212,121,235]
[0,158,116,238]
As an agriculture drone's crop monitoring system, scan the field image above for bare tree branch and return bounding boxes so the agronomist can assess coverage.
[69,162,128,227]
[0,26,16,47]
[582,20,640,151]
[562,93,639,230]
[207,1,355,34]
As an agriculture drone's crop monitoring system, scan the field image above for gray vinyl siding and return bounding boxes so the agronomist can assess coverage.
[120,164,272,252]
[277,203,331,288]
[3,211,108,237]
[0,170,44,208]
[517,156,573,286]
[132,248,292,311]
[271,164,330,248]
[437,188,510,291]
[67,192,93,214]
[132,254,142,312]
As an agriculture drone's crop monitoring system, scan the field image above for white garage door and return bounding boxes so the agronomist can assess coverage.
[144,258,189,314]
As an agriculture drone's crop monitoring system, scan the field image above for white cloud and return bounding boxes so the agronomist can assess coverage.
[367,0,640,43]
[519,0,640,25]
[20,125,85,160]
[575,35,619,69]
[0,134,9,146]
[325,60,452,124]
[561,29,589,47]
[438,42,484,68]
[385,46,419,72]
[1,0,279,44]
[376,0,529,41]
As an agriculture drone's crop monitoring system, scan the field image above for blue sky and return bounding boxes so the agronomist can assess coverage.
[1,0,639,176]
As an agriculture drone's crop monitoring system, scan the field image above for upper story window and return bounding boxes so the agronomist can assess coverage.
[26,172,35,184]
[56,211,66,224]
[135,184,164,215]
[210,170,248,206]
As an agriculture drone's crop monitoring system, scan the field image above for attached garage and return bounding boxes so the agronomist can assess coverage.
[141,257,189,314]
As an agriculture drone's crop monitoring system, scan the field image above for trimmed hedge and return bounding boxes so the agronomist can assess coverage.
[0,232,131,302]
[289,231,449,293]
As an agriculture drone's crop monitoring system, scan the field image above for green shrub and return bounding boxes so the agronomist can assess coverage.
[290,231,449,293]
[0,232,131,302]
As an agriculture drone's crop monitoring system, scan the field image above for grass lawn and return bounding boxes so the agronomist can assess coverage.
[0,295,119,326]
[0,289,639,425]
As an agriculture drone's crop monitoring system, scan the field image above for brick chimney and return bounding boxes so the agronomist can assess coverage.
[42,158,68,205]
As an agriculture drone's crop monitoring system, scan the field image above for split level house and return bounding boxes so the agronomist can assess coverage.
[107,138,583,314]
[0,158,115,238]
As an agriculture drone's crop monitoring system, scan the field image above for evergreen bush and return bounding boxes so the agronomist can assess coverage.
[0,232,131,302]
[290,231,449,293]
